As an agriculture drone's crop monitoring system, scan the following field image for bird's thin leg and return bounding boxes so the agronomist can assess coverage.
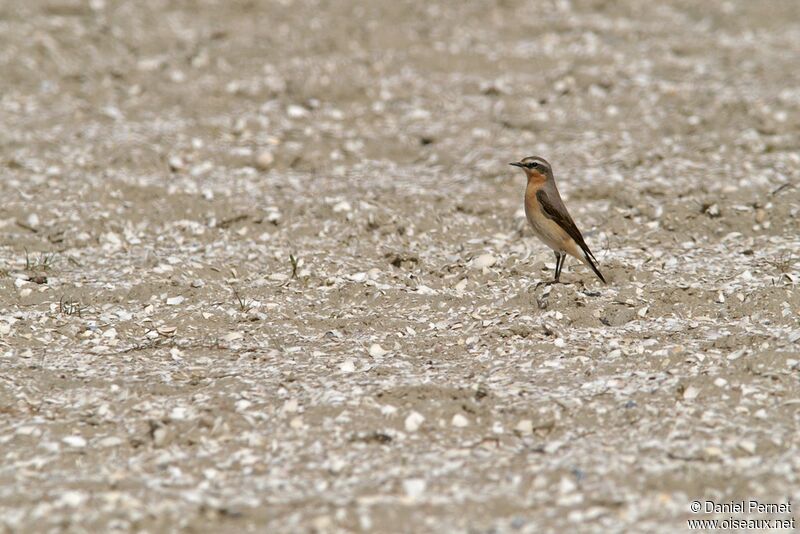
[553,251,563,283]
[538,252,565,287]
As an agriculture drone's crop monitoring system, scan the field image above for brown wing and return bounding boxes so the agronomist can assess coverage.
[535,189,597,263]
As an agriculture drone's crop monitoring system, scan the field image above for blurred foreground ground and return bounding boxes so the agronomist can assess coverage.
[0,0,799,532]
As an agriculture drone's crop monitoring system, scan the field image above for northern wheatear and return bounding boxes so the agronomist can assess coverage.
[510,156,606,284]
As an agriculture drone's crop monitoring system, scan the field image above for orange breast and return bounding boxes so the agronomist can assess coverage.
[524,180,576,255]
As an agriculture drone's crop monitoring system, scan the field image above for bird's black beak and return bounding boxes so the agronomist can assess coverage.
[509,162,524,168]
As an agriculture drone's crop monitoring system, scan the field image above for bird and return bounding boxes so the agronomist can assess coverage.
[510,156,606,284]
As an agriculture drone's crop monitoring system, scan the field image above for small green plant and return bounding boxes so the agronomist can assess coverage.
[289,254,299,278]
[25,249,56,271]
[767,252,794,275]
[230,286,254,313]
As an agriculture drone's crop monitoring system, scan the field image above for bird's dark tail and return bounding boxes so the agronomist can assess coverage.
[581,248,606,284]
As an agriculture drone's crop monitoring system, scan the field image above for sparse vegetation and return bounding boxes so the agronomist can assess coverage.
[230,286,254,313]
[24,248,56,272]
[767,252,795,275]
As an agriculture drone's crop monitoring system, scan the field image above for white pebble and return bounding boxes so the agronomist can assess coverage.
[738,440,757,454]
[515,419,533,435]
[451,414,469,427]
[403,479,427,499]
[347,272,367,283]
[471,254,497,269]
[255,151,274,170]
[170,407,188,421]
[559,476,577,494]
[287,104,308,118]
[222,331,243,342]
[368,344,388,357]
[97,436,124,448]
[168,156,185,171]
[58,491,87,507]
[62,436,87,448]
[404,411,425,432]
[332,200,352,213]
[683,386,700,400]
[102,328,117,339]
[282,399,299,413]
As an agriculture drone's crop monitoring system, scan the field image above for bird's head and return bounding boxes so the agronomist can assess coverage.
[510,156,552,183]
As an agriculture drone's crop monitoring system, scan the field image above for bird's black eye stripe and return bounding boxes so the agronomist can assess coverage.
[528,162,537,168]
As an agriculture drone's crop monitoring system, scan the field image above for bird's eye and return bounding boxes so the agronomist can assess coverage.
[528,162,538,168]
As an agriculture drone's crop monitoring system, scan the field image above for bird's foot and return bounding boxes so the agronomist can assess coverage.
[535,278,572,290]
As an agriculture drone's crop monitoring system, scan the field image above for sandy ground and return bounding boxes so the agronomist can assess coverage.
[1,0,799,532]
